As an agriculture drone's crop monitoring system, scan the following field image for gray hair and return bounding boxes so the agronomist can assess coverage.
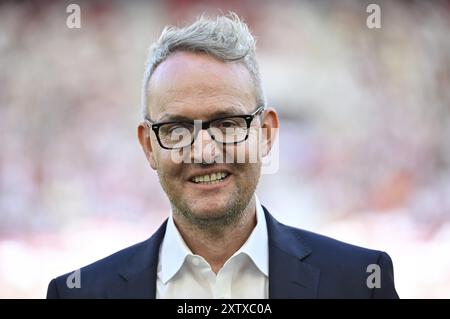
[141,13,266,119]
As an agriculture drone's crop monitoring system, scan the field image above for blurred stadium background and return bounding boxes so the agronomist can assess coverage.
[1,0,449,298]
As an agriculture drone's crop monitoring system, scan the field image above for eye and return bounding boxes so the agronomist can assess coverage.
[161,123,192,135]
[216,119,241,129]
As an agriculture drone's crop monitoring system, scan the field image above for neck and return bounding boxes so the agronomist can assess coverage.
[173,197,257,273]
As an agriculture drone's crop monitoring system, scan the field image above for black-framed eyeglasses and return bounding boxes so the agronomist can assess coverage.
[144,105,265,150]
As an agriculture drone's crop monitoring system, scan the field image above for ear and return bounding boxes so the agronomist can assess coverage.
[260,107,279,157]
[138,123,157,170]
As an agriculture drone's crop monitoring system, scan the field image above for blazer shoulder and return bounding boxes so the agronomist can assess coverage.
[264,207,385,260]
[272,221,398,298]
[270,217,392,272]
[292,225,383,257]
[47,219,168,298]
[47,238,152,298]
[285,221,391,265]
[82,238,152,275]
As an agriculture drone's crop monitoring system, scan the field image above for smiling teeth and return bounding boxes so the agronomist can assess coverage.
[192,172,229,184]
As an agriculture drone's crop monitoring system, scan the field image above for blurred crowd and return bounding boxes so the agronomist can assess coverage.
[0,0,449,298]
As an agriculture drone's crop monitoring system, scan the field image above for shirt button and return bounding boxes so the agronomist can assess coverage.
[192,258,200,266]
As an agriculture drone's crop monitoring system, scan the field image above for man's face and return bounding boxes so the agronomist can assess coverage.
[138,51,271,226]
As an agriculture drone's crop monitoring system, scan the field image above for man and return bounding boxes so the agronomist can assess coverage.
[47,13,399,299]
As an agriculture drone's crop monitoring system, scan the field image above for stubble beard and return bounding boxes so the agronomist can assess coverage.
[157,164,261,235]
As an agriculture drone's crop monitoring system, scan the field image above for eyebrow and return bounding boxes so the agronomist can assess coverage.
[156,105,247,123]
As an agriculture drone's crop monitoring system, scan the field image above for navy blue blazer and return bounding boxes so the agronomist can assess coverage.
[47,207,399,298]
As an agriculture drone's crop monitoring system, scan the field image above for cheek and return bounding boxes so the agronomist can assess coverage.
[224,130,261,164]
[155,150,184,178]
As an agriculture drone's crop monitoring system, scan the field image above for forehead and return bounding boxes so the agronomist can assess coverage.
[147,51,256,120]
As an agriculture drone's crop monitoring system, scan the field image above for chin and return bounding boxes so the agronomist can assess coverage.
[190,202,228,218]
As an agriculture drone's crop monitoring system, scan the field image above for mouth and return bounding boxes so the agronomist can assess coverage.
[189,171,230,185]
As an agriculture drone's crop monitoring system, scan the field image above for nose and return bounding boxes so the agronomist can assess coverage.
[192,128,218,164]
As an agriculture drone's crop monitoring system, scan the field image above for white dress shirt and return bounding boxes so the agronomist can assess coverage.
[156,196,269,299]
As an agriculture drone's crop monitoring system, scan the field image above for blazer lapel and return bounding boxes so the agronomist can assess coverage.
[106,220,168,299]
[264,208,320,299]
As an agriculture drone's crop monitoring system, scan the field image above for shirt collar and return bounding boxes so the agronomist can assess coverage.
[158,195,269,284]
[233,195,269,276]
[158,210,193,284]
